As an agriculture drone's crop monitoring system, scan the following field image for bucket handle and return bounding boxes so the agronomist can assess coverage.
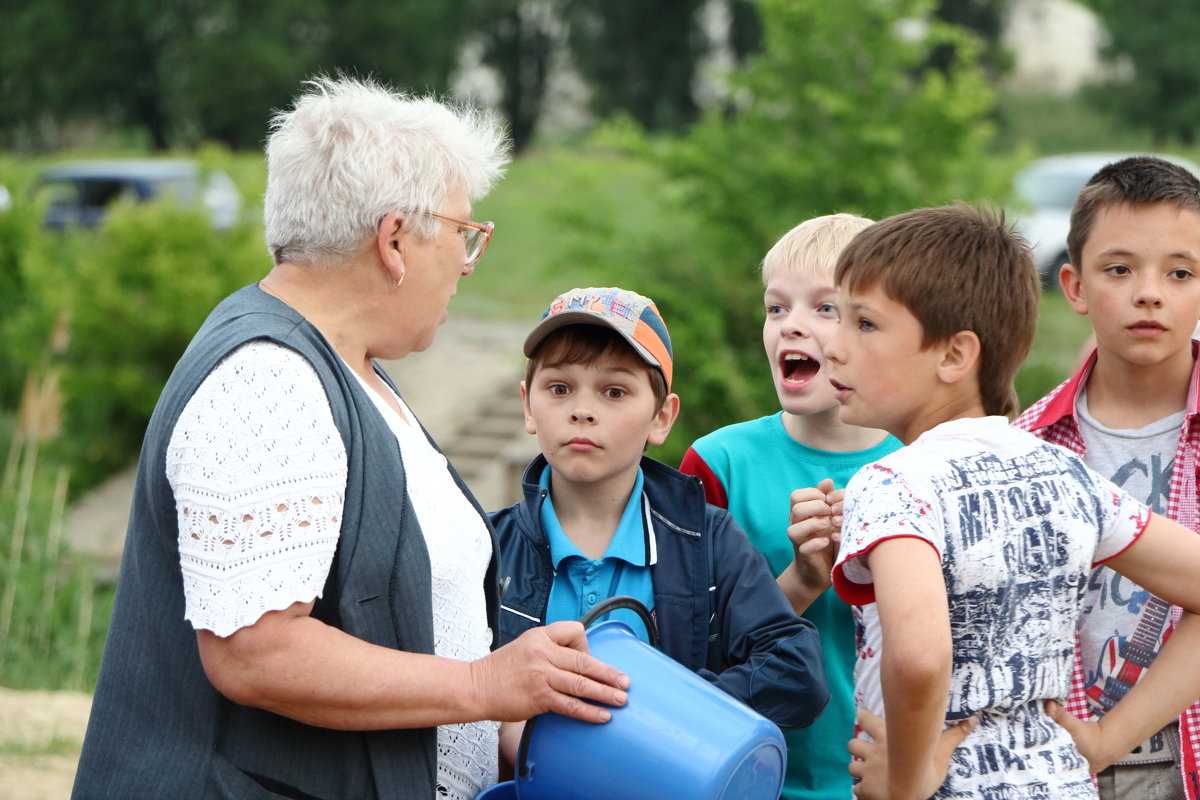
[578,594,660,649]
[516,595,659,781]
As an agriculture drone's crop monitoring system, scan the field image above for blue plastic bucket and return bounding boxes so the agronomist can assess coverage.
[475,780,518,800]
[515,619,786,800]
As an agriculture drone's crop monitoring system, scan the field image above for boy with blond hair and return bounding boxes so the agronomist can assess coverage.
[490,286,830,765]
[1017,156,1200,799]
[680,215,901,799]
[827,204,1200,799]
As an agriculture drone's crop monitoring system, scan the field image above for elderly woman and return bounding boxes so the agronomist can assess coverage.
[73,77,628,800]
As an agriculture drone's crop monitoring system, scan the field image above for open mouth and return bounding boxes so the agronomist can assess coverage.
[780,351,820,386]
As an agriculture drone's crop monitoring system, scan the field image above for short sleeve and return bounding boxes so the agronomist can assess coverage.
[833,463,943,605]
[1087,469,1152,564]
[166,340,348,637]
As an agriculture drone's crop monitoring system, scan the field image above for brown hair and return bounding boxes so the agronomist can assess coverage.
[1068,156,1200,266]
[525,325,669,411]
[834,204,1040,418]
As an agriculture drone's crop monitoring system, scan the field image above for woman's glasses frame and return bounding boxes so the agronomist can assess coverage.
[421,211,494,267]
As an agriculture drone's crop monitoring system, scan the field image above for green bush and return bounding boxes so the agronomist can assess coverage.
[3,199,268,491]
[0,151,268,690]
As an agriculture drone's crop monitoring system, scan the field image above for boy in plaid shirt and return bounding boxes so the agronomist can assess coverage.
[1017,156,1200,799]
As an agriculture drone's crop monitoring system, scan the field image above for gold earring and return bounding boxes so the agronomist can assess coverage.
[392,273,405,290]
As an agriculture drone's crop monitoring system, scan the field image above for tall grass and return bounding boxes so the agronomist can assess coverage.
[0,422,113,691]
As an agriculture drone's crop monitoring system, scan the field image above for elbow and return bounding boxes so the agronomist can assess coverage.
[747,631,831,729]
[197,629,269,708]
[882,640,951,704]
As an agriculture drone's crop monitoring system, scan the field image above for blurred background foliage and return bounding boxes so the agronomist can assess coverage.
[0,0,1184,688]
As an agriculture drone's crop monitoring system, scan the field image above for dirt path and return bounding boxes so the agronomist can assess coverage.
[4,314,531,798]
[1,688,92,799]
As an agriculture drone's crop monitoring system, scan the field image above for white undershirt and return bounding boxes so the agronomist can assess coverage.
[167,339,497,799]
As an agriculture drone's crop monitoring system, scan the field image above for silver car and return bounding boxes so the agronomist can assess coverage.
[1010,151,1200,288]
[34,159,243,231]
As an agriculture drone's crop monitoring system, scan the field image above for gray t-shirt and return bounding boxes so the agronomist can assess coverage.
[1076,388,1184,764]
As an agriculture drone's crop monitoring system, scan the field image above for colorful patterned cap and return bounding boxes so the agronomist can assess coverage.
[523,287,673,389]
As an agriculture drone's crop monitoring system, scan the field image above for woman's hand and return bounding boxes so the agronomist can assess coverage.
[847,710,976,800]
[470,621,629,724]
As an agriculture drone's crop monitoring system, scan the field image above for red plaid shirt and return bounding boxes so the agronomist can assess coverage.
[1015,344,1200,797]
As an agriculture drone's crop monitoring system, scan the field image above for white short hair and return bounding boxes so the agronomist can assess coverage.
[760,213,874,285]
[264,76,511,265]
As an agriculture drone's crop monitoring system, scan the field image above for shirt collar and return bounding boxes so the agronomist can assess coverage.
[1029,340,1200,428]
[539,465,655,569]
[1028,348,1097,430]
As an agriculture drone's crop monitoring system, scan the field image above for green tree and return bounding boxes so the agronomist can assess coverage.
[930,0,1012,78]
[170,0,327,150]
[321,0,470,94]
[1082,0,1200,145]
[0,0,191,150]
[174,0,473,149]
[471,0,758,151]
[565,0,707,133]
[591,0,1012,462]
[0,0,472,151]
[475,0,558,152]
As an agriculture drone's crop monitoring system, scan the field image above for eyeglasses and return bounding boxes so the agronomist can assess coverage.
[420,211,494,267]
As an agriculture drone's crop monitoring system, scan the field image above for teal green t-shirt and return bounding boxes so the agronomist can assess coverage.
[682,412,902,800]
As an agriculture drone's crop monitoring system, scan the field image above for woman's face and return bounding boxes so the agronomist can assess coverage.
[401,186,478,353]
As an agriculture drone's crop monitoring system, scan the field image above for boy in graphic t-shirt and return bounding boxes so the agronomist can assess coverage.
[826,204,1200,800]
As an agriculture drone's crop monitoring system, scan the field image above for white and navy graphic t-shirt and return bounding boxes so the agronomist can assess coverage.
[1075,389,1185,764]
[833,416,1149,799]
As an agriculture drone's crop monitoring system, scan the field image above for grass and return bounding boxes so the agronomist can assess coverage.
[0,732,82,758]
[1017,289,1095,410]
[0,421,114,691]
[994,91,1158,156]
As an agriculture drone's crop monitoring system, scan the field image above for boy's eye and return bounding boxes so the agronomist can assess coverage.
[548,383,569,396]
[766,304,785,316]
[603,387,626,399]
[857,317,876,332]
[817,302,838,317]
[1103,264,1130,276]
[1170,267,1194,280]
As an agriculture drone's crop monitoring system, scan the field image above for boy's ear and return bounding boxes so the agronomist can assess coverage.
[520,380,537,435]
[1060,262,1089,315]
[936,331,981,386]
[646,393,681,448]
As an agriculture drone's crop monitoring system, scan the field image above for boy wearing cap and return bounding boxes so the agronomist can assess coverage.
[490,287,829,748]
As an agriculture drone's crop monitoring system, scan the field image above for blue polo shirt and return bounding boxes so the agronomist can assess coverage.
[539,466,657,642]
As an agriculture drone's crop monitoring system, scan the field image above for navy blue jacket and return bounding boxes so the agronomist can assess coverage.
[490,455,829,729]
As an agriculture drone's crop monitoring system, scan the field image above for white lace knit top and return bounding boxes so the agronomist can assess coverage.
[166,340,498,800]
